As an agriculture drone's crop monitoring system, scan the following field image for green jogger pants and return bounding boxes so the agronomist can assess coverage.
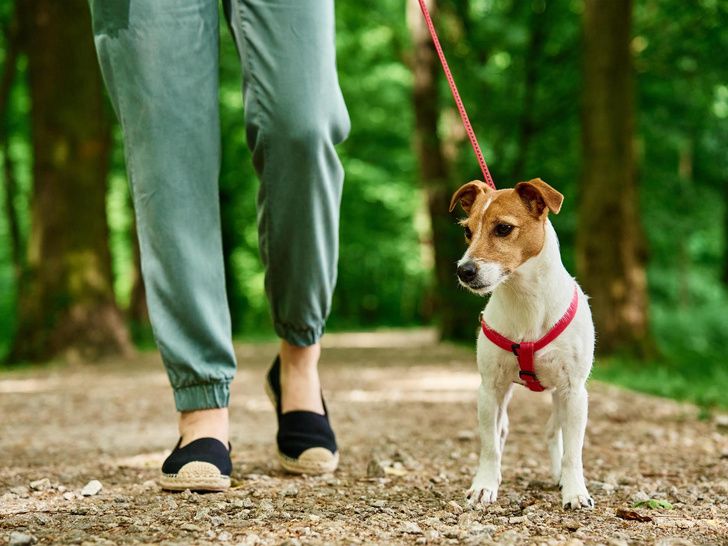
[90,0,350,411]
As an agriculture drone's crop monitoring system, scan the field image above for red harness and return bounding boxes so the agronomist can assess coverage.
[480,286,580,392]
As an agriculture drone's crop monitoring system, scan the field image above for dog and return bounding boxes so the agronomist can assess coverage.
[449,178,595,510]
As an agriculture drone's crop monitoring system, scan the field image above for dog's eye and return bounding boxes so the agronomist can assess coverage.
[464,226,472,239]
[495,224,514,237]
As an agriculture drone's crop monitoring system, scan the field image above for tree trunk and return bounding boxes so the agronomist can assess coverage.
[8,0,133,363]
[577,0,652,357]
[407,0,482,341]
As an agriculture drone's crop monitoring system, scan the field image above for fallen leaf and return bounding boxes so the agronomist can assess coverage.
[616,507,652,522]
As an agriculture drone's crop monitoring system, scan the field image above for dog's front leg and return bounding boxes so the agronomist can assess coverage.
[467,382,503,506]
[557,385,593,509]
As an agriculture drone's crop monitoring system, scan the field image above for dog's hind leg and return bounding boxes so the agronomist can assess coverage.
[557,384,593,509]
[546,390,563,485]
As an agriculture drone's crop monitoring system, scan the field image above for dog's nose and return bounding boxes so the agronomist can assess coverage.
[457,261,478,283]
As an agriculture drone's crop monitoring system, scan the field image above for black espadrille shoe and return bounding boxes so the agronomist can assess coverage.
[265,356,339,474]
[160,437,232,492]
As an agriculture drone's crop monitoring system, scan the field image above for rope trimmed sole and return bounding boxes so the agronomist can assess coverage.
[159,461,231,492]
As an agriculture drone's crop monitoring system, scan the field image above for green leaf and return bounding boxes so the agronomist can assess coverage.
[632,499,674,510]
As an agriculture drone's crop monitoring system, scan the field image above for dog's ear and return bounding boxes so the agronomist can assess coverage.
[515,178,563,216]
[449,181,491,214]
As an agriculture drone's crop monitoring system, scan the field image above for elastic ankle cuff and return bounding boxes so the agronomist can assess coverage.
[275,322,324,347]
[173,383,230,412]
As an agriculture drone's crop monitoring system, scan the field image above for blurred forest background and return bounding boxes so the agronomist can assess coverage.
[0,0,727,408]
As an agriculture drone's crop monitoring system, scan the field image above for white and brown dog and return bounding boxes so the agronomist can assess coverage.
[450,178,595,510]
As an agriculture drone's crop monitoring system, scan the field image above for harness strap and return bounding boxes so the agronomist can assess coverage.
[481,286,579,392]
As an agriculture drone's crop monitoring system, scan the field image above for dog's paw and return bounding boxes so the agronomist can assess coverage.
[561,488,594,510]
[466,479,499,507]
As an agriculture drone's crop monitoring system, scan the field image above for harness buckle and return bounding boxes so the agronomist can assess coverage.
[511,343,520,357]
[519,370,537,380]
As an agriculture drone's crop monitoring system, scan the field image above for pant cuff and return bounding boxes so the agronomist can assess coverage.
[275,321,325,347]
[173,382,230,412]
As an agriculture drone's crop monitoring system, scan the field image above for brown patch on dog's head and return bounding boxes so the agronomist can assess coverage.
[451,178,564,293]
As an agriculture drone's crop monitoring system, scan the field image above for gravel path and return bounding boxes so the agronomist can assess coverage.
[1,330,727,545]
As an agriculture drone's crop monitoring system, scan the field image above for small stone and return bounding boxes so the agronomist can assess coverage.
[57,486,67,492]
[563,519,581,531]
[9,486,30,497]
[33,514,50,526]
[308,514,321,523]
[565,539,584,546]
[399,521,423,534]
[457,430,475,441]
[425,530,440,541]
[367,459,386,478]
[63,492,76,501]
[142,479,157,489]
[446,500,464,515]
[714,414,728,430]
[9,532,37,546]
[210,516,224,527]
[509,515,529,524]
[284,486,298,497]
[29,478,51,491]
[242,497,254,509]
[632,491,650,503]
[181,523,202,532]
[371,500,386,508]
[81,480,103,497]
[415,538,426,545]
[218,531,233,542]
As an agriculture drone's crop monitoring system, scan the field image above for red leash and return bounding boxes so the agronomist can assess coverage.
[481,286,580,392]
[417,0,496,190]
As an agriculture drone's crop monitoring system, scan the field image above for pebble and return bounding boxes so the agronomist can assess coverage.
[399,521,423,534]
[33,514,50,526]
[63,492,76,501]
[714,414,728,430]
[509,515,529,524]
[181,523,202,532]
[29,478,51,491]
[218,531,233,542]
[210,516,225,527]
[81,480,103,497]
[446,500,464,514]
[633,490,650,503]
[242,497,254,509]
[366,459,386,478]
[9,486,30,497]
[562,519,581,531]
[371,500,386,508]
[457,430,475,441]
[284,486,299,497]
[9,533,37,546]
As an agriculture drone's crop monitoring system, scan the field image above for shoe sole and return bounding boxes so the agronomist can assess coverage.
[265,380,339,475]
[159,461,231,492]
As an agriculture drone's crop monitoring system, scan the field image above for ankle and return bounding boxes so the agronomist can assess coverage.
[179,407,229,447]
[279,340,321,373]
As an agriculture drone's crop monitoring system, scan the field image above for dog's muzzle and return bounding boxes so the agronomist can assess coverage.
[457,261,478,283]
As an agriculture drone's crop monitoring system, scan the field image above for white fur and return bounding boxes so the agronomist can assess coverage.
[465,220,595,510]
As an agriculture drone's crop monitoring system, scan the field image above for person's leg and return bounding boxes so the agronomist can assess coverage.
[223,0,349,413]
[90,0,236,447]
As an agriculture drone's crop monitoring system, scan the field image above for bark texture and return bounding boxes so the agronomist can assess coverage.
[8,0,132,362]
[408,0,481,341]
[577,0,652,356]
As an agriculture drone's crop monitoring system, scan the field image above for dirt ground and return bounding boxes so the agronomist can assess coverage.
[1,330,727,545]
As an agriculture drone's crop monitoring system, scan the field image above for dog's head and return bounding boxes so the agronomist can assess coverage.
[449,178,563,295]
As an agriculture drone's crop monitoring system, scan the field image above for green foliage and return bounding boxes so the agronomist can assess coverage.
[1,0,727,392]
[633,499,674,510]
